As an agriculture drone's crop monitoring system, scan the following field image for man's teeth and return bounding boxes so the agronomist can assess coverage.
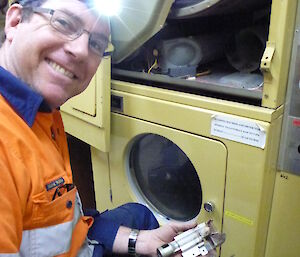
[48,60,75,79]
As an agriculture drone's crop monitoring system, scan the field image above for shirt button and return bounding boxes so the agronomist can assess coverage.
[66,200,73,209]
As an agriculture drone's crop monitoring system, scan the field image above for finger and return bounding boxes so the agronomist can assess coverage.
[166,220,197,233]
[207,250,217,257]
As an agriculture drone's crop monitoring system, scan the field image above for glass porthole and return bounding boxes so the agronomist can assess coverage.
[128,134,202,221]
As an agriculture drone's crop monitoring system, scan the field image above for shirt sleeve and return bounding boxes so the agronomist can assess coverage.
[0,149,28,254]
[85,203,159,254]
[85,208,121,254]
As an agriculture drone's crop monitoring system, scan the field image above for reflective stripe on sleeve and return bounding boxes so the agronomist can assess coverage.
[20,220,74,257]
[0,193,92,257]
[18,194,83,257]
[0,254,20,257]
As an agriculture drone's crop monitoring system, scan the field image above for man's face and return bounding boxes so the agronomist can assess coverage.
[5,0,110,109]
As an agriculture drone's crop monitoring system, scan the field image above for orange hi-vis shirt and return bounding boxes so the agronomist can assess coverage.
[0,67,94,256]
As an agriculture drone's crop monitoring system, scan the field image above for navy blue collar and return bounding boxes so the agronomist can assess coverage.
[0,66,52,127]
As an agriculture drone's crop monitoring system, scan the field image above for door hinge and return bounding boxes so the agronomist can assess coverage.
[261,42,275,73]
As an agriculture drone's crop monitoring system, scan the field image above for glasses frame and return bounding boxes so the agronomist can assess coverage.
[23,7,109,57]
[52,183,75,201]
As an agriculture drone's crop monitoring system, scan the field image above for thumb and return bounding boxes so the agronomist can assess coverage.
[167,220,197,233]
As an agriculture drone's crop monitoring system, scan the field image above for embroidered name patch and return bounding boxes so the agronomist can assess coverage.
[46,177,65,191]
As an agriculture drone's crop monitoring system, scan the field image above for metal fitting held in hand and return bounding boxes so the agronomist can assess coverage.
[157,220,225,257]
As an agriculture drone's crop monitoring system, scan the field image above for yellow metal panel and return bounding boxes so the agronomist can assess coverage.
[64,75,96,116]
[61,111,110,151]
[91,147,114,211]
[107,113,227,234]
[265,172,300,257]
[112,80,283,122]
[62,57,111,127]
[222,115,282,257]
[110,89,272,139]
[261,0,298,108]
[61,57,111,152]
[104,87,283,257]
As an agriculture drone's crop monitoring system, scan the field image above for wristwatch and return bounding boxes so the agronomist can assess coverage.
[128,229,139,256]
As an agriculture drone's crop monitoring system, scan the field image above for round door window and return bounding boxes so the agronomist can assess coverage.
[128,134,202,221]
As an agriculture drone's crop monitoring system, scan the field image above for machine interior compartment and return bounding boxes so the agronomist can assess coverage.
[112,0,272,105]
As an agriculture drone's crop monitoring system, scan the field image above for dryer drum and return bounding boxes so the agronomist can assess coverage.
[128,134,202,221]
[169,0,271,19]
[225,26,268,73]
[158,34,224,77]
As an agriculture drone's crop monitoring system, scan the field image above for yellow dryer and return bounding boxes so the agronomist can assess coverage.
[60,0,299,257]
[106,102,227,227]
[90,81,282,257]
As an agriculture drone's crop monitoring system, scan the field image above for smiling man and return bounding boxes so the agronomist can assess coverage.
[0,1,200,257]
[3,0,110,109]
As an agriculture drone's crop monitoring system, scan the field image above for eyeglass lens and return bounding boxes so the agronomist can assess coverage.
[50,9,108,56]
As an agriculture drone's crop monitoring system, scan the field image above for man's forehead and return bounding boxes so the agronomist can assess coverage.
[42,0,110,30]
[18,0,110,20]
[41,0,94,13]
[39,0,103,17]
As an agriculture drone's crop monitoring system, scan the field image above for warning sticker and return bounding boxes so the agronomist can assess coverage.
[293,119,300,127]
[211,115,266,149]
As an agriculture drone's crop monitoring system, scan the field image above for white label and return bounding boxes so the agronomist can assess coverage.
[211,115,266,149]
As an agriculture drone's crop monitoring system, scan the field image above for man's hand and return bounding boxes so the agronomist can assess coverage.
[135,220,216,257]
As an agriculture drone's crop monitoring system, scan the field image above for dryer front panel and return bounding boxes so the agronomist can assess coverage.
[108,113,227,230]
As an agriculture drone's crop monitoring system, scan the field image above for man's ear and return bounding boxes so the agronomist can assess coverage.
[5,4,23,42]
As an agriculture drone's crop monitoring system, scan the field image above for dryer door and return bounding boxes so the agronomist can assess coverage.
[108,113,227,230]
[111,0,174,63]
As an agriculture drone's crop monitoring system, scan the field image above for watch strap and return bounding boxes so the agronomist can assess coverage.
[128,229,139,256]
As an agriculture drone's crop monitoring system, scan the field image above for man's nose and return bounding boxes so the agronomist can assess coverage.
[64,32,90,59]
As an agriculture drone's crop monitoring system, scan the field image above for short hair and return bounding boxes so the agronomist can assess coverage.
[12,0,48,7]
[13,0,95,8]
[13,0,95,19]
[12,0,50,20]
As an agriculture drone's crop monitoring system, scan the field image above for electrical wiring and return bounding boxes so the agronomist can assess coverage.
[148,58,158,74]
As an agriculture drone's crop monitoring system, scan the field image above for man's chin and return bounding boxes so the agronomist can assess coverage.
[44,94,67,110]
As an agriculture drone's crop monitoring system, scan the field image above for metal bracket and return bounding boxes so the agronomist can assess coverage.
[182,242,208,257]
[157,220,226,257]
[261,42,276,72]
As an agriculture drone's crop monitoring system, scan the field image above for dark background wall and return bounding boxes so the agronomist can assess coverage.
[67,135,96,209]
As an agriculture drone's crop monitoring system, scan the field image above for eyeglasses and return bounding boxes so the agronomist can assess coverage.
[25,7,109,57]
[52,183,75,201]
